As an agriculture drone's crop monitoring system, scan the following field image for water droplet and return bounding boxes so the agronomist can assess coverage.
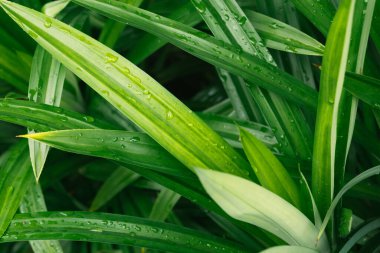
[101,90,110,96]
[130,136,140,143]
[134,225,141,231]
[270,23,279,29]
[166,110,174,120]
[98,138,104,143]
[28,30,38,39]
[121,144,126,149]
[238,16,247,25]
[112,137,118,142]
[328,98,334,104]
[105,53,118,63]
[44,18,52,28]
[224,14,230,21]
[193,1,206,13]
[83,116,94,122]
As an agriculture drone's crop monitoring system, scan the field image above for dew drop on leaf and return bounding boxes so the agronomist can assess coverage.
[166,110,174,120]
[105,53,118,63]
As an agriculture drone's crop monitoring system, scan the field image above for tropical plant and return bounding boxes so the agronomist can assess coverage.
[0,0,379,252]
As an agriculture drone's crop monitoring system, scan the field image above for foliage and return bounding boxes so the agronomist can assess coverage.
[0,0,379,252]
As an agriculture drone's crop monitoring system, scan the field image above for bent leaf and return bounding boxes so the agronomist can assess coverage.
[195,168,329,252]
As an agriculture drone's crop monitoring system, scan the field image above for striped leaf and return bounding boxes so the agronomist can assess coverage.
[312,0,356,218]
[0,0,251,179]
[195,168,330,251]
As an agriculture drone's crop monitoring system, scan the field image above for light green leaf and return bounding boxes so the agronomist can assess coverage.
[259,245,318,253]
[195,168,330,251]
[42,0,70,17]
[28,46,66,181]
[245,10,325,56]
[312,0,356,217]
[240,128,300,208]
[0,0,251,179]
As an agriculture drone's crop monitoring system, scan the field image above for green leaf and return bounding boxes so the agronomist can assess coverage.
[288,0,335,36]
[0,140,34,237]
[345,72,380,109]
[19,181,63,253]
[195,168,330,251]
[126,1,203,65]
[28,46,66,181]
[90,167,140,211]
[149,188,181,221]
[0,0,251,179]
[259,245,319,253]
[370,0,380,52]
[191,0,313,161]
[19,129,194,180]
[0,99,112,131]
[317,165,380,240]
[339,218,380,253]
[0,211,249,253]
[312,0,356,217]
[70,0,319,109]
[41,0,70,17]
[335,0,375,192]
[0,43,31,92]
[240,128,300,208]
[245,10,325,56]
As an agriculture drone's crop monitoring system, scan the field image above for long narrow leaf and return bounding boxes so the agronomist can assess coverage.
[19,182,63,253]
[70,0,319,108]
[245,10,324,56]
[195,168,330,251]
[240,128,300,208]
[0,212,249,253]
[0,0,251,179]
[28,45,66,181]
[312,0,356,217]
[19,129,195,180]
[0,141,34,237]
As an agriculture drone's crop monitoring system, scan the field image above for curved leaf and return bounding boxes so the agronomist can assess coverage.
[195,168,330,252]
[0,0,251,179]
[71,0,318,108]
[0,212,249,253]
[19,129,194,180]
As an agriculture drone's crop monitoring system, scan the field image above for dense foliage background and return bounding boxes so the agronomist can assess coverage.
[0,0,379,252]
